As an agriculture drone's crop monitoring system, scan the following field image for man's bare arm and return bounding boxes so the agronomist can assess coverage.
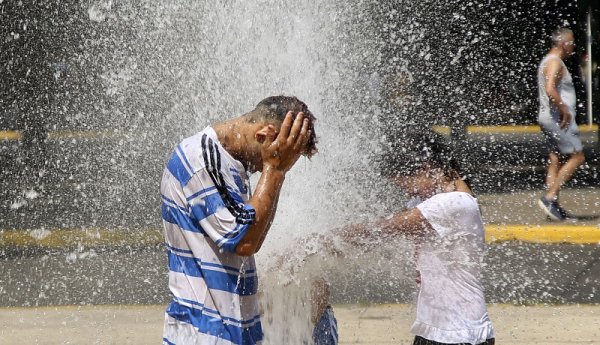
[544,58,571,129]
[235,113,310,256]
[253,191,280,253]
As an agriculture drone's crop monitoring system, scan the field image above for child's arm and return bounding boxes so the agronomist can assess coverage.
[335,207,433,244]
[376,208,433,238]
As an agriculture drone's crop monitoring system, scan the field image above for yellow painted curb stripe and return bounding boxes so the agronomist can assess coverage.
[47,130,122,140]
[2,225,600,248]
[431,126,451,135]
[433,124,598,135]
[0,130,124,141]
[485,224,600,244]
[0,130,23,141]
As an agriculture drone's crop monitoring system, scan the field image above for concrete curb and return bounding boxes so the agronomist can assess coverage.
[433,124,599,135]
[1,224,599,250]
[0,130,129,141]
[486,224,600,244]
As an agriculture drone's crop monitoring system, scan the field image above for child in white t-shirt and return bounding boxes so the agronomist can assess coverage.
[339,131,495,345]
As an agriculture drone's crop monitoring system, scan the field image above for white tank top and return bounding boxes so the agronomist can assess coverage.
[537,54,576,123]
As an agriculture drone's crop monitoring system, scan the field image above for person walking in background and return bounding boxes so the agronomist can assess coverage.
[160,96,317,345]
[537,27,586,221]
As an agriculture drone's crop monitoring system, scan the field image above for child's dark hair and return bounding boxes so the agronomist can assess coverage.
[378,129,465,181]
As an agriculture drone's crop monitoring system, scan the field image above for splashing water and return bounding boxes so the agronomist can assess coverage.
[135,1,412,341]
[4,0,589,342]
[92,0,400,341]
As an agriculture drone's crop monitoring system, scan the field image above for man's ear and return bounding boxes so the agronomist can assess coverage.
[255,125,277,144]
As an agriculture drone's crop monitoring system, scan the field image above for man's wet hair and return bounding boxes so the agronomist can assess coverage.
[551,27,573,47]
[248,95,318,157]
[378,129,464,180]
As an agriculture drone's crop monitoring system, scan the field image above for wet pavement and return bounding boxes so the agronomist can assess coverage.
[1,126,599,230]
[478,187,600,225]
[0,128,599,307]
[1,304,598,344]
[0,130,598,345]
[1,240,600,307]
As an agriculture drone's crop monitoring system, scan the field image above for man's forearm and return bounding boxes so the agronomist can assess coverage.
[254,193,280,252]
[235,166,285,256]
[547,88,568,111]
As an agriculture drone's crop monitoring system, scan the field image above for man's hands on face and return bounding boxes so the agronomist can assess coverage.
[261,111,310,173]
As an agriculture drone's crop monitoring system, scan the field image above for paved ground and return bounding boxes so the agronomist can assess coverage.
[0,183,599,309]
[478,187,600,226]
[1,304,598,344]
[0,127,599,343]
[0,187,598,250]
[1,241,600,307]
[1,125,598,230]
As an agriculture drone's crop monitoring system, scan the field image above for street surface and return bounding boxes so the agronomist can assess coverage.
[0,127,599,344]
[0,304,598,344]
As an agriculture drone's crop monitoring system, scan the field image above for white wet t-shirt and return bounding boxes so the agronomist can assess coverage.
[413,192,495,344]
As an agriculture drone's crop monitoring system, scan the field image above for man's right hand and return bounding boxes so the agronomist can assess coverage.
[261,111,310,172]
[559,108,571,129]
[236,112,311,256]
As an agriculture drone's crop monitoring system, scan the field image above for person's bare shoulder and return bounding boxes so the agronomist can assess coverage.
[543,57,564,79]
[455,179,472,195]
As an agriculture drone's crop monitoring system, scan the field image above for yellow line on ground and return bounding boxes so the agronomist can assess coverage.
[431,126,451,135]
[0,130,124,141]
[468,125,543,134]
[47,130,122,140]
[0,228,163,249]
[0,130,23,141]
[2,225,600,248]
[433,124,598,135]
[485,224,600,244]
[469,124,598,134]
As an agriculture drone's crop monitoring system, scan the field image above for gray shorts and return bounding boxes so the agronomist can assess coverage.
[538,119,583,155]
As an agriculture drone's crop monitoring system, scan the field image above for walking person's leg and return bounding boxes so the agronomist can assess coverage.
[538,122,585,220]
[539,150,567,220]
[545,151,585,201]
[544,152,561,200]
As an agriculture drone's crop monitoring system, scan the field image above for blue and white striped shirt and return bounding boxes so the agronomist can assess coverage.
[161,127,262,345]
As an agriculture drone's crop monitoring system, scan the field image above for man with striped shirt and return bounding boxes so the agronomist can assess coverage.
[161,96,318,345]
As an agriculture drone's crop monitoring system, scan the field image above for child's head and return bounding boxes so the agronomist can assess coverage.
[378,130,464,197]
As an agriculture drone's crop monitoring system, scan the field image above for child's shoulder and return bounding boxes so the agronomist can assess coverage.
[426,191,479,213]
[429,191,476,203]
